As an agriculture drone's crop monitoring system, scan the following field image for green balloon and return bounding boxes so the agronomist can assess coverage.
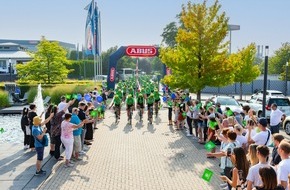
[182,112,186,117]
[72,94,78,99]
[90,110,98,117]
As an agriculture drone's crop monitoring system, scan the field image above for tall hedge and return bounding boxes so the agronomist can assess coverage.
[0,90,10,107]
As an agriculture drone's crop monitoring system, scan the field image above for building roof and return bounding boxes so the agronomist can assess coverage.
[0,39,75,52]
[0,42,19,46]
[0,51,31,59]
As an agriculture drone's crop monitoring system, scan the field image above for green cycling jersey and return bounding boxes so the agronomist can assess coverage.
[147,96,154,105]
[114,97,121,105]
[137,96,144,104]
[153,91,160,101]
[126,97,134,106]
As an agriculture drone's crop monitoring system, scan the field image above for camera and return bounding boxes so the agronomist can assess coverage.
[226,148,232,156]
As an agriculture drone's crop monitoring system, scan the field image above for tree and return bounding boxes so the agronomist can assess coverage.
[161,22,178,47]
[101,46,118,75]
[138,58,152,74]
[267,43,290,79]
[229,43,260,100]
[17,37,71,83]
[160,0,233,100]
[151,57,163,74]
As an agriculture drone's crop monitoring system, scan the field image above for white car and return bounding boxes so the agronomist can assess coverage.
[246,96,290,119]
[283,116,290,135]
[211,96,243,113]
[251,90,284,99]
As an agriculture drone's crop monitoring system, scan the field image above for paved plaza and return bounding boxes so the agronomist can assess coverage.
[1,107,223,190]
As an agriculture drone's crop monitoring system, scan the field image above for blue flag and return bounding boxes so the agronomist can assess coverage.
[93,3,99,56]
[85,1,94,55]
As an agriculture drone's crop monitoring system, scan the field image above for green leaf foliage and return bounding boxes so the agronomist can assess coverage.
[267,42,290,80]
[0,90,10,107]
[16,37,71,84]
[161,22,178,47]
[160,0,234,99]
[230,43,260,83]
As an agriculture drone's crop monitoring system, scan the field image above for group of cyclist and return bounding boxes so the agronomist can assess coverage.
[109,77,162,124]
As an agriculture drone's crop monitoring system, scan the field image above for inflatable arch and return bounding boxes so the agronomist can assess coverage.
[106,45,171,90]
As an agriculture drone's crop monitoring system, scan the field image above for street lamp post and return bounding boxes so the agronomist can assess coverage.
[228,24,240,54]
[262,46,269,117]
[8,58,12,82]
[286,62,289,95]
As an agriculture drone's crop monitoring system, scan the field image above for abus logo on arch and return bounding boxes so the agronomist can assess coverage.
[110,67,115,82]
[126,46,157,57]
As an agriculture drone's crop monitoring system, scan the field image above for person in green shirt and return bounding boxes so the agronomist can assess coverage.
[128,87,134,97]
[126,94,135,121]
[145,86,151,98]
[153,89,161,116]
[115,89,123,101]
[109,94,122,119]
[147,93,155,123]
[137,93,145,119]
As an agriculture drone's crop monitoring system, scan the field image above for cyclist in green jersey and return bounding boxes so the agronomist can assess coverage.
[126,94,135,120]
[145,87,151,98]
[115,89,123,101]
[147,93,155,121]
[109,94,122,119]
[137,93,145,117]
[153,89,161,111]
[128,87,134,97]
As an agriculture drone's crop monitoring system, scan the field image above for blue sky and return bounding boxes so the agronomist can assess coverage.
[0,0,289,55]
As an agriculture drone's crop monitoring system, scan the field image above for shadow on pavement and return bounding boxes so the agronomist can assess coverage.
[147,123,156,134]
[134,120,144,130]
[123,123,133,134]
[0,150,35,176]
[164,127,221,189]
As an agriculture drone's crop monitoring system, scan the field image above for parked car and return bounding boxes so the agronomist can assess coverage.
[282,116,290,135]
[211,96,243,113]
[93,75,107,82]
[251,90,284,99]
[246,96,290,119]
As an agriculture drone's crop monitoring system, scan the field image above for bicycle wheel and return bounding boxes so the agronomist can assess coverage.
[139,109,142,122]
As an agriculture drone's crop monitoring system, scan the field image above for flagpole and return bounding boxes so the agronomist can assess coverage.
[76,43,80,78]
[92,0,96,84]
[99,11,102,76]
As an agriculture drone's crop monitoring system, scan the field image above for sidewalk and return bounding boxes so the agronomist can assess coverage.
[0,141,66,190]
[1,105,290,190]
[37,108,222,190]
[0,107,224,190]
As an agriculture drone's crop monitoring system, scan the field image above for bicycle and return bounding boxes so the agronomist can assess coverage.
[154,102,159,118]
[114,106,120,124]
[139,107,143,122]
[148,106,153,124]
[128,106,133,125]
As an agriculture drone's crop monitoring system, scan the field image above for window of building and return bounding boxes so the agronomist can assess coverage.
[0,60,7,69]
